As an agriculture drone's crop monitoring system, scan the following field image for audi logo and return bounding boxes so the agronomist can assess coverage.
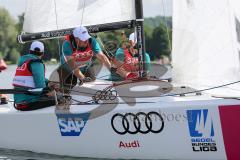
[111,111,164,135]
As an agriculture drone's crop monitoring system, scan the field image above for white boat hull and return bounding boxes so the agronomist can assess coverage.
[0,80,239,159]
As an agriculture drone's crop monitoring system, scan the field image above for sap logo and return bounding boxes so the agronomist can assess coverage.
[56,113,90,136]
[187,109,214,137]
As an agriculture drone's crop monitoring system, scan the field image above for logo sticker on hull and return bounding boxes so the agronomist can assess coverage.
[119,140,141,148]
[187,109,217,152]
[111,111,164,135]
[56,113,90,136]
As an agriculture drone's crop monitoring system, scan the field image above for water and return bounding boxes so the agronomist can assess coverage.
[0,64,170,160]
[0,148,98,160]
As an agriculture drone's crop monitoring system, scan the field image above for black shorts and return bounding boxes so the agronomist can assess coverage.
[57,64,96,93]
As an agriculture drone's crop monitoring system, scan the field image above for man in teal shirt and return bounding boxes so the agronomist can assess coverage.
[59,26,111,89]
[111,32,151,81]
[13,41,56,111]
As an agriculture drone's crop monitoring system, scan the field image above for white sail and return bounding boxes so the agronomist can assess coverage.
[23,0,136,33]
[172,0,240,94]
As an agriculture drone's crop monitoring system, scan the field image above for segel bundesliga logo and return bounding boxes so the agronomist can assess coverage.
[187,109,217,152]
[56,113,90,136]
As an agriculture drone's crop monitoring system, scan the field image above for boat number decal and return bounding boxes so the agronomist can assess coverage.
[111,111,164,135]
[186,109,217,152]
[56,113,90,136]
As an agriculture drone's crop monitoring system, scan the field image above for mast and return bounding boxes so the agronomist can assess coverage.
[135,0,147,78]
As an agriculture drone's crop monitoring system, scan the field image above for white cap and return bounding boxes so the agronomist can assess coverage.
[30,41,44,52]
[129,32,137,44]
[73,26,91,41]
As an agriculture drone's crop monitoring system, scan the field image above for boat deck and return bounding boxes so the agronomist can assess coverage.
[0,84,239,114]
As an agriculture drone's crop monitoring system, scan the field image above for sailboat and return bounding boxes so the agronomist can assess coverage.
[0,0,239,159]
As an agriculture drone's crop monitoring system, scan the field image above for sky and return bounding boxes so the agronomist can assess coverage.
[0,0,172,20]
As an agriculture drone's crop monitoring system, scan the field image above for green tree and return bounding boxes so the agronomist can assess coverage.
[150,23,171,59]
[8,48,20,63]
[15,13,27,56]
[0,7,18,61]
[144,24,153,60]
[43,39,62,61]
[16,13,61,61]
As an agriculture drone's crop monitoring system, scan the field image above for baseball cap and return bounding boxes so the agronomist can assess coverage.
[30,41,44,52]
[73,26,91,41]
[129,32,137,44]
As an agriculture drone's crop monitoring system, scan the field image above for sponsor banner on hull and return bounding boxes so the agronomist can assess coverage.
[187,109,217,152]
[219,105,240,160]
[108,107,226,159]
[56,113,90,136]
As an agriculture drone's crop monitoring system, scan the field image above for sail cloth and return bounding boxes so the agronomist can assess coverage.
[172,0,240,95]
[23,0,136,33]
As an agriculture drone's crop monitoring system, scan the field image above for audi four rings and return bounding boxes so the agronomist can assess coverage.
[111,111,164,135]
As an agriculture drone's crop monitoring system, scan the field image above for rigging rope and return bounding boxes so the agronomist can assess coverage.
[63,79,240,100]
[52,0,88,97]
[80,0,86,25]
[48,79,240,105]
[68,0,87,91]
[96,34,127,73]
[53,0,65,96]
[112,80,240,99]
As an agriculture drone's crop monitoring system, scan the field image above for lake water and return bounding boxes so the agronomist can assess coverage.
[0,64,171,160]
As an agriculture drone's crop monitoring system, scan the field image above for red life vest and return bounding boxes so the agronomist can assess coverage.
[113,49,139,80]
[123,49,139,71]
[65,35,94,67]
[12,59,45,88]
